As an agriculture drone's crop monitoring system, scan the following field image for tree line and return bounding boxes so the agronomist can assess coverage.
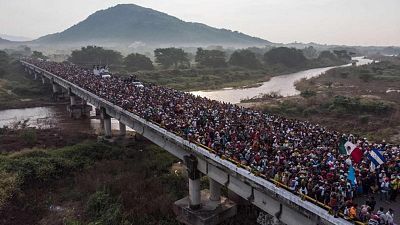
[38,45,352,72]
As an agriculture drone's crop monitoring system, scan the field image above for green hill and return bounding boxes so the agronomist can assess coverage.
[34,4,270,47]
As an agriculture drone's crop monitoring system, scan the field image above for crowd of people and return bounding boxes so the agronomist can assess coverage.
[26,59,399,224]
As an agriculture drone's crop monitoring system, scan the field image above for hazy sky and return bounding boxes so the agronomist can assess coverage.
[1,0,399,46]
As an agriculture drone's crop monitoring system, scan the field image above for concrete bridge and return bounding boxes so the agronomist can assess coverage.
[21,60,353,225]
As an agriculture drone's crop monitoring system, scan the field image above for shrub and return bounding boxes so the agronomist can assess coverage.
[86,190,123,225]
[300,89,316,98]
[0,171,19,208]
[18,129,37,144]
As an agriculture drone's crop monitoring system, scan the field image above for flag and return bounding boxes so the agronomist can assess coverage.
[344,141,363,163]
[347,165,356,186]
[338,137,347,155]
[368,148,386,166]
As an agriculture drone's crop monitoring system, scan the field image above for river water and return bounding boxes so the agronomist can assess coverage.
[191,57,373,103]
[0,105,133,132]
[0,57,373,129]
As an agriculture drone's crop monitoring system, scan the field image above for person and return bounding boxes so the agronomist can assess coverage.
[380,178,390,201]
[366,196,376,211]
[329,193,339,218]
[389,175,399,202]
[299,184,308,195]
[377,207,387,224]
[385,208,394,225]
[349,203,357,220]
[367,215,379,225]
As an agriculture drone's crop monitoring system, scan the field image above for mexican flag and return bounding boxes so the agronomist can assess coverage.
[344,141,363,163]
[338,137,347,155]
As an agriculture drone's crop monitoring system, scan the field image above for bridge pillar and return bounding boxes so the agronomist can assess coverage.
[100,108,112,138]
[69,90,77,106]
[119,121,126,136]
[51,81,63,101]
[173,155,237,225]
[34,72,38,80]
[41,76,46,84]
[186,155,201,209]
[209,178,222,202]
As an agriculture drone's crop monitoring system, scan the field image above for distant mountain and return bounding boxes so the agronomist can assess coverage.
[0,37,11,43]
[34,4,270,47]
[0,34,32,42]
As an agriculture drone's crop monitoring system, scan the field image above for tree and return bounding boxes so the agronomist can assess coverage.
[333,50,351,61]
[318,51,337,61]
[0,51,9,77]
[195,48,227,68]
[263,47,307,68]
[302,46,318,59]
[228,49,261,69]
[68,46,123,66]
[124,53,154,71]
[31,51,48,60]
[154,48,189,69]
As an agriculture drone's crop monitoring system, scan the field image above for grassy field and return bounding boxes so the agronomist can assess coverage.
[244,57,400,142]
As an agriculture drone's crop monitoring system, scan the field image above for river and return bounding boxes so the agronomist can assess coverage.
[0,57,373,129]
[191,57,373,103]
[0,105,133,131]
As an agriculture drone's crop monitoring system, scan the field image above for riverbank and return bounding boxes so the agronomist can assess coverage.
[136,60,349,92]
[240,57,400,142]
[0,60,54,110]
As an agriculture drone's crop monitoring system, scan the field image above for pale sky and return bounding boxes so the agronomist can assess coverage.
[1,0,399,46]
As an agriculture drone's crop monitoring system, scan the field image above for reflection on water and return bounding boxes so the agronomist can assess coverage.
[191,57,373,103]
[0,105,133,132]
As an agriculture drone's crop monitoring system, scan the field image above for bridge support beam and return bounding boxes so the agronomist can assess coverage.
[100,108,112,138]
[209,178,222,202]
[119,121,126,136]
[41,76,46,84]
[34,72,38,80]
[186,155,201,209]
[173,155,237,225]
[67,88,92,119]
[68,88,75,105]
[52,81,63,101]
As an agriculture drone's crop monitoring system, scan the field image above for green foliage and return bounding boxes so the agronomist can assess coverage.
[300,89,316,98]
[154,48,190,69]
[0,51,10,77]
[86,190,123,225]
[264,47,307,68]
[229,49,261,69]
[124,53,154,71]
[359,71,373,82]
[0,171,19,208]
[18,129,37,145]
[0,141,123,206]
[69,46,123,66]
[31,51,48,60]
[195,48,227,68]
[331,96,393,114]
[333,50,351,61]
[302,46,318,59]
